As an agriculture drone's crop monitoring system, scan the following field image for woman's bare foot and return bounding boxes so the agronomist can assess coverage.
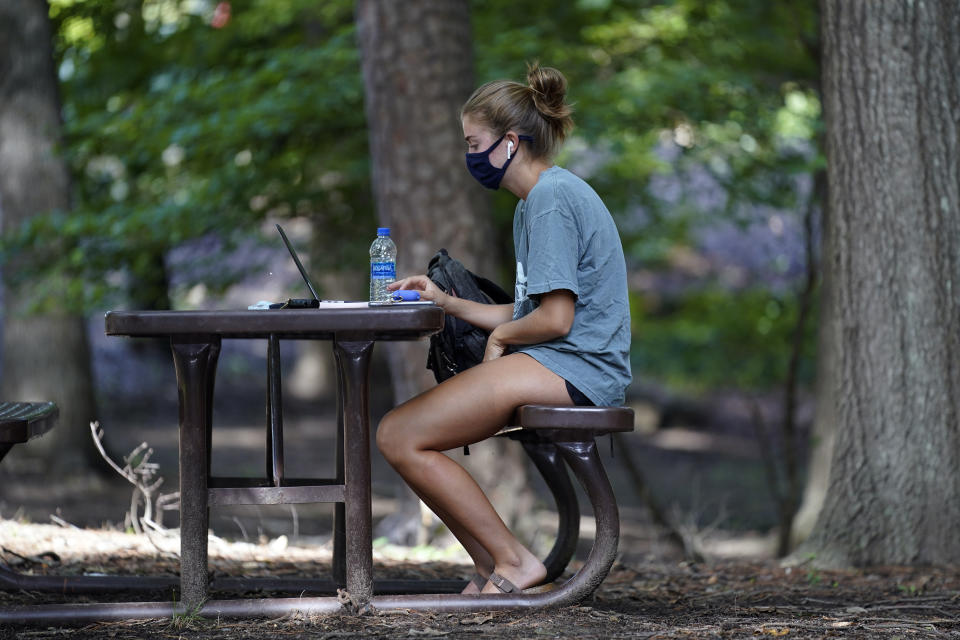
[480,546,546,594]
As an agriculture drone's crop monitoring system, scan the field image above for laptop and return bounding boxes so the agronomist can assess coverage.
[276,223,321,304]
[274,223,426,308]
[273,224,371,309]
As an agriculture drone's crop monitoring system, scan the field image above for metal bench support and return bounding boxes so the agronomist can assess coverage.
[1,408,631,622]
[1,404,633,623]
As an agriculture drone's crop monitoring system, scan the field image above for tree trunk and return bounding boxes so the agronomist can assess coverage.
[355,0,533,540]
[798,0,960,567]
[790,173,835,549]
[355,0,496,405]
[0,0,100,472]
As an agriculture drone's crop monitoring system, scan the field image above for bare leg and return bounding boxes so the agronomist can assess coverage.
[376,353,572,594]
[409,488,494,593]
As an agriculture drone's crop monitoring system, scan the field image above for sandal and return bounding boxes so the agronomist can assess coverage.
[486,571,556,594]
[467,573,488,592]
[486,571,520,593]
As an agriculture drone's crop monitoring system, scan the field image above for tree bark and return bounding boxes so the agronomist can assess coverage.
[355,0,498,405]
[799,0,960,567]
[0,0,100,471]
[355,0,533,540]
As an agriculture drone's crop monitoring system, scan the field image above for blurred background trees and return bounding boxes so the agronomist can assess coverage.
[2,0,830,553]
[0,0,99,470]
[8,0,823,371]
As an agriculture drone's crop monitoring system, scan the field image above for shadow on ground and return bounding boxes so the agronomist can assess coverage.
[0,524,957,640]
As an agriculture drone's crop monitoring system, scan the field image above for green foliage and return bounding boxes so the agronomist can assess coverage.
[2,0,821,392]
[631,285,818,391]
[472,0,821,215]
[473,0,822,391]
[6,0,370,311]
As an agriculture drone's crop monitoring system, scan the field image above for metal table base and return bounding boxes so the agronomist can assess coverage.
[0,436,582,597]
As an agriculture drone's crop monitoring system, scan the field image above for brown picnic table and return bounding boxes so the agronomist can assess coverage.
[1,305,633,624]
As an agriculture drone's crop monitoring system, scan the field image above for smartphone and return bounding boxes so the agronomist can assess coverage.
[269,298,320,309]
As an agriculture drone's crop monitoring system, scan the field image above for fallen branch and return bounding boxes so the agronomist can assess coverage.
[88,420,179,554]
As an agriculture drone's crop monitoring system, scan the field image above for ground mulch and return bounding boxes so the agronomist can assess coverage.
[1,521,958,639]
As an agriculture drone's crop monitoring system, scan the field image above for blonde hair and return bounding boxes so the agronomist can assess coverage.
[461,63,574,160]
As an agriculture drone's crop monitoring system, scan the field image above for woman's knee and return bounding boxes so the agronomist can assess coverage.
[376,409,409,466]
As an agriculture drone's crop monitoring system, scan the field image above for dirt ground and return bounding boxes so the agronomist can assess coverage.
[2,362,957,638]
[1,520,959,639]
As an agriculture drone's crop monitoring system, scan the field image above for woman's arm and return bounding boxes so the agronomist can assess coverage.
[388,275,514,332]
[484,289,576,360]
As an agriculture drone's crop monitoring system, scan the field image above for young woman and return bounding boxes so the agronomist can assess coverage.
[379,65,631,595]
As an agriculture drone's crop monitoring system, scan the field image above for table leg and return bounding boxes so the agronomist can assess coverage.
[266,334,284,487]
[333,339,373,606]
[332,344,346,587]
[171,338,221,610]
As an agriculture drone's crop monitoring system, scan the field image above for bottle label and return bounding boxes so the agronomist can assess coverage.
[371,261,396,279]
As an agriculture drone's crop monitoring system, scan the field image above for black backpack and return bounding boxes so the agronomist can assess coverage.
[425,249,512,384]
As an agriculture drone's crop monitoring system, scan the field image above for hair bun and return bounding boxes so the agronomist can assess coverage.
[527,63,573,125]
[460,64,574,159]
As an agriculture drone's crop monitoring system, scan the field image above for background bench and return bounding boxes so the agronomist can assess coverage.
[0,401,59,464]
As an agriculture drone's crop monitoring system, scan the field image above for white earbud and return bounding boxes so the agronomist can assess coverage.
[507,140,514,159]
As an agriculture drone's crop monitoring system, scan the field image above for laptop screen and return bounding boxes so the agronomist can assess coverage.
[276,223,320,300]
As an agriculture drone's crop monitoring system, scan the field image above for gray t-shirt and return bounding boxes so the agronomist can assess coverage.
[512,166,632,406]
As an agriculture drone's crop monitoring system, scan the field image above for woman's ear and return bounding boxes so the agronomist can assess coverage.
[504,131,521,159]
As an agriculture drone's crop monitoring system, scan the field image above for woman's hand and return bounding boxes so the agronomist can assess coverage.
[388,275,449,309]
[484,328,508,361]
[479,290,575,360]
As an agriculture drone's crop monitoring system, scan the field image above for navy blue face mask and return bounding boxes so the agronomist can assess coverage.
[465,134,535,190]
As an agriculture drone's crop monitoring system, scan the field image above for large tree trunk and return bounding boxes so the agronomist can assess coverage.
[798,0,960,567]
[355,0,534,543]
[356,0,495,405]
[0,0,100,472]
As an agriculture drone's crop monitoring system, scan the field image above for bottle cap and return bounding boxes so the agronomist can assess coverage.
[377,227,391,236]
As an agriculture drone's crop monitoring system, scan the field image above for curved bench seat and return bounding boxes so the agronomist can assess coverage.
[0,401,58,464]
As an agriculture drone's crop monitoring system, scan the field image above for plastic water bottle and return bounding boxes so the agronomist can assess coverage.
[369,227,397,302]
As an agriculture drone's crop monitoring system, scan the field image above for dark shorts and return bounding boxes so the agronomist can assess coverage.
[565,380,594,407]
